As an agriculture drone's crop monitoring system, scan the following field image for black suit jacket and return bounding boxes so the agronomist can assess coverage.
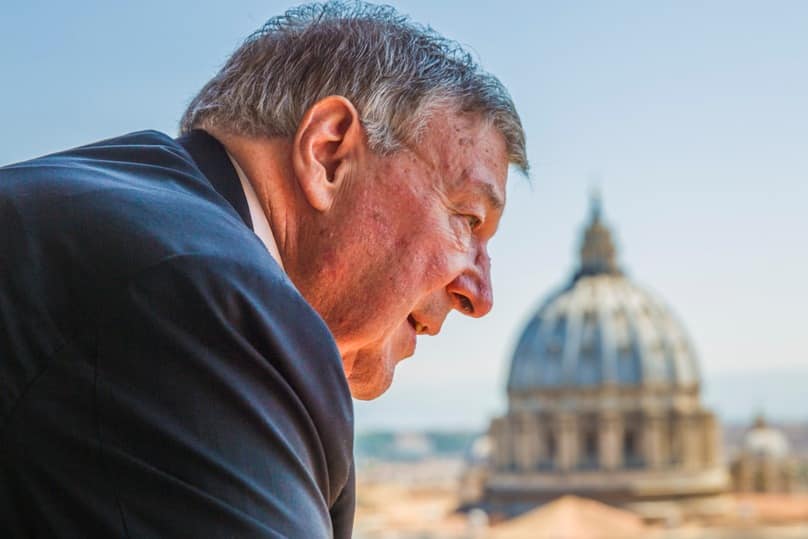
[0,130,355,538]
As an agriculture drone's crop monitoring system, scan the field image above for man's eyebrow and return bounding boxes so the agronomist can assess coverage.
[478,181,505,211]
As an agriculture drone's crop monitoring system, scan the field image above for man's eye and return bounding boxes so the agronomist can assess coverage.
[465,215,481,230]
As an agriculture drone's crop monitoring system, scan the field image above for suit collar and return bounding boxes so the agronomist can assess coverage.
[176,129,253,230]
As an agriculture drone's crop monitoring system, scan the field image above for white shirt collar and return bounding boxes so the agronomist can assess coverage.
[226,152,285,271]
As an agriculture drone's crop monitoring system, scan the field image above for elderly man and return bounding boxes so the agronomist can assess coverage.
[0,2,527,537]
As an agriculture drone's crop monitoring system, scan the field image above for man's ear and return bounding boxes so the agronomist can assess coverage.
[292,95,364,212]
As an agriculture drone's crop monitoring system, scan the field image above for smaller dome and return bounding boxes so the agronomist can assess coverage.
[743,416,791,459]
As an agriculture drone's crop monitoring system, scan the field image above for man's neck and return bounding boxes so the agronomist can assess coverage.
[226,151,285,269]
[206,129,302,272]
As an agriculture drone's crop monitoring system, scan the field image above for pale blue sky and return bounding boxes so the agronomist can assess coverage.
[3,1,806,429]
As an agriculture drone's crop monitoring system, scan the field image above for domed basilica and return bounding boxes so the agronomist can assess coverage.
[482,197,731,521]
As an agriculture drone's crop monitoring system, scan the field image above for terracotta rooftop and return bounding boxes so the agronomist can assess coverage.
[490,495,647,539]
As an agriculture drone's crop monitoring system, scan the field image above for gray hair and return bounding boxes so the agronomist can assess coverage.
[180,1,528,173]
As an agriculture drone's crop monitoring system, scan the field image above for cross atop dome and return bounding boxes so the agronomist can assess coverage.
[575,192,620,280]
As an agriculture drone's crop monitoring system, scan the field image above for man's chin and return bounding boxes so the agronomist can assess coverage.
[347,369,395,401]
[341,327,414,400]
[344,349,398,401]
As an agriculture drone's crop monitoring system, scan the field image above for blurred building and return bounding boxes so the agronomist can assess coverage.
[731,416,798,493]
[477,197,731,522]
[459,435,493,506]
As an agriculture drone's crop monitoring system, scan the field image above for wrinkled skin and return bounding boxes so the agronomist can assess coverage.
[302,110,509,399]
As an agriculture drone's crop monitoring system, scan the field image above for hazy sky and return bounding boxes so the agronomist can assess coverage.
[3,1,806,429]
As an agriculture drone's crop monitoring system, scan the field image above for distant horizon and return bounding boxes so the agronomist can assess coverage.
[354,366,808,431]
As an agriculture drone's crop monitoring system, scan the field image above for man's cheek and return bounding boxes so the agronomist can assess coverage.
[422,251,462,285]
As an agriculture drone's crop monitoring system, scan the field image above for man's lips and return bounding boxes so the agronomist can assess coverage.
[407,314,427,334]
[398,315,418,358]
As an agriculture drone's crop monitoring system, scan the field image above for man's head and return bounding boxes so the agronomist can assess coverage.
[181,1,528,399]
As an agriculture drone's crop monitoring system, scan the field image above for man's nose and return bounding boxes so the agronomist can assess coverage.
[446,248,493,318]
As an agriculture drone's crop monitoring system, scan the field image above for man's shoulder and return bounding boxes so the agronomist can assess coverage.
[2,130,191,178]
[1,130,259,277]
[1,130,211,202]
[1,129,216,199]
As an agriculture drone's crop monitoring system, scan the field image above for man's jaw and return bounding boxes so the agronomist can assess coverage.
[343,337,399,400]
[338,310,447,400]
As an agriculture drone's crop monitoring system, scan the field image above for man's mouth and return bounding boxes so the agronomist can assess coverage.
[407,314,426,334]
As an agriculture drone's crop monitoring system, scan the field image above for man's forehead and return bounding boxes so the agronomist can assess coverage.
[403,109,509,207]
[454,133,509,211]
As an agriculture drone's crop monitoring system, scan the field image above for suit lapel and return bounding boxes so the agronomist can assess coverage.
[176,129,253,230]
